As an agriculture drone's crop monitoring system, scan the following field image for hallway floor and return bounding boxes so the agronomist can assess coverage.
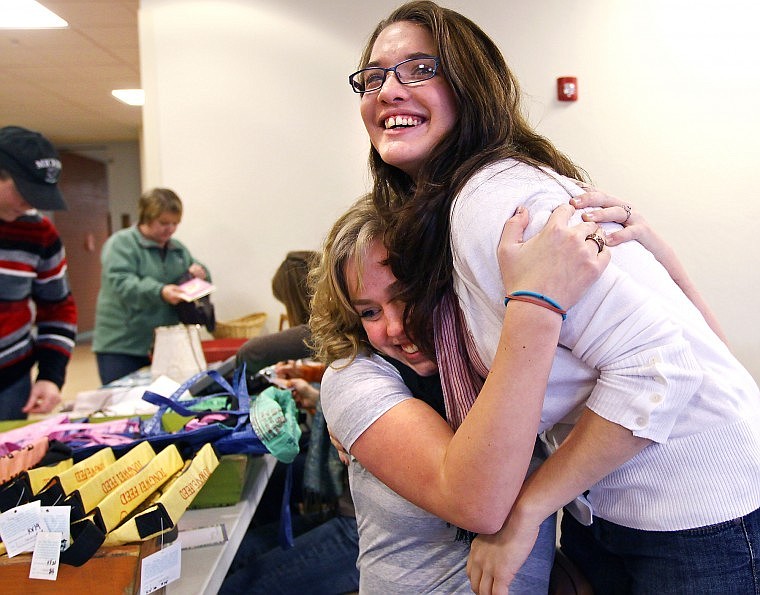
[61,341,100,408]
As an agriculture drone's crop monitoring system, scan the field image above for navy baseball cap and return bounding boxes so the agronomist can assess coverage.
[0,126,66,211]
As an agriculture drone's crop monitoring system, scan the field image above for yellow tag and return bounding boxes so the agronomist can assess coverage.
[104,444,219,546]
[94,445,183,532]
[55,448,116,495]
[25,459,73,495]
[161,443,219,519]
[74,441,155,513]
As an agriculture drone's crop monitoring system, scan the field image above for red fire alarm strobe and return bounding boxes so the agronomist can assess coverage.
[557,76,578,101]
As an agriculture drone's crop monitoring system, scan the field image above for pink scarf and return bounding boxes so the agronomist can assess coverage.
[433,290,489,430]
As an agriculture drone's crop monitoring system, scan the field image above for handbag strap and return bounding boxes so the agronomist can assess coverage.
[59,516,107,567]
[232,363,250,410]
[142,368,240,436]
[141,391,246,418]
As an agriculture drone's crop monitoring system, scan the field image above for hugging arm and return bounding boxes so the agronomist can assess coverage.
[571,189,728,344]
[467,409,649,594]
[344,206,608,533]
[468,284,703,594]
[467,203,706,594]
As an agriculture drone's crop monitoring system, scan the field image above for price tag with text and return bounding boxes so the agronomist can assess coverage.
[41,506,71,551]
[0,500,42,557]
[140,540,182,594]
[29,531,62,581]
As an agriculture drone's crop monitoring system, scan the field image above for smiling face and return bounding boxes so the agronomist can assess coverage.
[360,21,458,179]
[346,238,438,377]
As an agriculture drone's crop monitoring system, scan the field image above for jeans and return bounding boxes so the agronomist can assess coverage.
[0,374,31,420]
[560,505,760,594]
[219,514,360,595]
[96,352,151,385]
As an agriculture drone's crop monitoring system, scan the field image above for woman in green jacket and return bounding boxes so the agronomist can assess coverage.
[93,188,210,384]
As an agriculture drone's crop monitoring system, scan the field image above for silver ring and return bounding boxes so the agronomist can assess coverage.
[585,232,605,253]
[622,204,632,224]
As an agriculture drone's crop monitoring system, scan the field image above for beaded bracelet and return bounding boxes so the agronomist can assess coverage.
[504,291,567,320]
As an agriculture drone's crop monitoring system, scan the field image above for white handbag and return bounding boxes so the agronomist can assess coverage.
[151,324,207,383]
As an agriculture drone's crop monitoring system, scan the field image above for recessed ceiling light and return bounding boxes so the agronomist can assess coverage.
[111,89,145,107]
[0,0,68,29]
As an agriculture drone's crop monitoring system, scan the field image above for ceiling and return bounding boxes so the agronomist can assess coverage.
[0,0,141,147]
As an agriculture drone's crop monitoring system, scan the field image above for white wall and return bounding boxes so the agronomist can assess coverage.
[139,0,759,381]
[139,0,378,335]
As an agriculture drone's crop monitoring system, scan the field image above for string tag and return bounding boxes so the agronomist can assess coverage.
[29,531,62,581]
[41,506,71,551]
[140,539,182,594]
[0,500,42,557]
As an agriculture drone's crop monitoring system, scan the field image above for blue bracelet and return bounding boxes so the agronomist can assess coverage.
[509,290,564,310]
[504,291,567,320]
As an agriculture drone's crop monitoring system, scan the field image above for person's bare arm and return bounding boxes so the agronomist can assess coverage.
[349,206,608,532]
[467,409,649,594]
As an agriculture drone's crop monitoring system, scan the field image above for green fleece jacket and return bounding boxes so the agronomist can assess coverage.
[93,226,210,356]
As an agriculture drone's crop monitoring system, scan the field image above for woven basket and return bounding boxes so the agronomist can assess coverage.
[212,312,267,339]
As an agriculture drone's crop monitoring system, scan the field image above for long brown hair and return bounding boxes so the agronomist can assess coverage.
[359,1,587,357]
[272,250,318,327]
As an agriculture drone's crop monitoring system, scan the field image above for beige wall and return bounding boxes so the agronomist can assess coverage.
[139,0,759,381]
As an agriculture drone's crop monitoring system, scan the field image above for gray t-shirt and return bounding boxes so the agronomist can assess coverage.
[322,354,472,593]
[322,353,553,593]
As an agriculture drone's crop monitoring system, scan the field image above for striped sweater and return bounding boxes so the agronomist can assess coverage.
[0,212,77,388]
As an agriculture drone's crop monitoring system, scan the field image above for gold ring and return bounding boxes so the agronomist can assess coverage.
[585,232,605,253]
[622,204,632,224]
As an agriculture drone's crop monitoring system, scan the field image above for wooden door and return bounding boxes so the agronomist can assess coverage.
[54,153,110,334]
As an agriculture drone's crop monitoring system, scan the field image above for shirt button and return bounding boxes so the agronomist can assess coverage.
[650,394,663,403]
[635,416,647,427]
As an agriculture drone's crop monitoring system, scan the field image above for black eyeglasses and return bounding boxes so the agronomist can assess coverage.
[349,56,440,94]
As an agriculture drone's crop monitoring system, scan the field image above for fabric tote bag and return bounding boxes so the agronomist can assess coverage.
[150,323,207,383]
[140,366,301,462]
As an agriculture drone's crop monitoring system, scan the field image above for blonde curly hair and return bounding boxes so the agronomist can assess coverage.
[308,196,386,366]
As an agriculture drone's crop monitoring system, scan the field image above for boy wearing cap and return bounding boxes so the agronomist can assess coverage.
[0,125,78,420]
